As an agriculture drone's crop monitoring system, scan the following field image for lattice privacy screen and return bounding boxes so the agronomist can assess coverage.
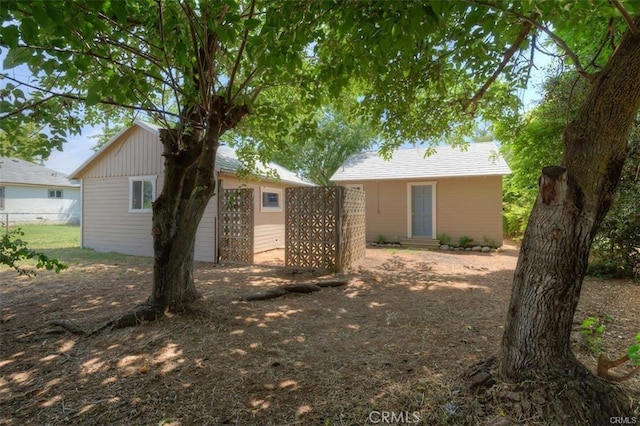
[219,188,254,264]
[285,186,365,272]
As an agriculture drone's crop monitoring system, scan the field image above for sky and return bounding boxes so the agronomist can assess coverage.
[45,128,102,176]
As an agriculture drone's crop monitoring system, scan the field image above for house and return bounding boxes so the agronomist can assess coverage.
[330,142,511,247]
[0,157,80,225]
[69,120,314,262]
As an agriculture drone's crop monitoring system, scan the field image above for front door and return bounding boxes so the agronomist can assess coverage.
[411,185,433,237]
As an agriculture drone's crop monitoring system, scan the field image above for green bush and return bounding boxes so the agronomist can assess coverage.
[1,228,67,276]
[457,236,473,248]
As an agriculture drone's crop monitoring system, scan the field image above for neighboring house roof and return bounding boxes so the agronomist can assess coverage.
[70,120,314,186]
[330,142,511,181]
[0,157,79,188]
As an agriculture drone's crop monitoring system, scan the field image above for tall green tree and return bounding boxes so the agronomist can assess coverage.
[498,72,640,280]
[270,105,378,186]
[314,1,640,422]
[1,0,326,313]
[496,73,589,236]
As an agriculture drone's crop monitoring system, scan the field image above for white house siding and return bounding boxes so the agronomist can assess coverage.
[81,176,154,256]
[221,176,288,253]
[1,184,80,224]
[77,126,218,261]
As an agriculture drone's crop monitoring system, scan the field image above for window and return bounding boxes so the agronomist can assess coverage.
[48,189,63,199]
[0,186,4,209]
[260,187,282,212]
[129,176,156,212]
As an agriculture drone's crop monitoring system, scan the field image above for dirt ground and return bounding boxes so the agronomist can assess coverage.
[1,244,638,425]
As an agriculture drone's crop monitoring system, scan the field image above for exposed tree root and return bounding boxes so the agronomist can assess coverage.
[48,319,87,335]
[238,277,350,301]
[48,304,165,337]
[464,357,640,425]
[598,353,640,382]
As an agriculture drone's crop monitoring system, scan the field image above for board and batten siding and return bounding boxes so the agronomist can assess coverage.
[336,175,504,244]
[221,175,288,253]
[79,126,165,179]
[77,126,217,261]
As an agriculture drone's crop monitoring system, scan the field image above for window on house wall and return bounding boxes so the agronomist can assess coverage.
[48,189,63,198]
[260,187,282,212]
[0,186,4,209]
[129,176,156,212]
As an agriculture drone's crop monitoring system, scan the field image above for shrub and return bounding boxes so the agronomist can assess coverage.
[457,236,473,248]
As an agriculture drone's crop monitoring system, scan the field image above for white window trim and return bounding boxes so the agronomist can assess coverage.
[260,186,282,212]
[129,175,157,213]
[48,189,63,199]
[406,181,437,239]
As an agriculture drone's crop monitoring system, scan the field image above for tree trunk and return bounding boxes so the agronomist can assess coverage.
[147,126,219,311]
[145,97,249,312]
[498,18,640,423]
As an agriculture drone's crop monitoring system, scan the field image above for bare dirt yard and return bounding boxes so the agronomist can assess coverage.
[1,244,639,425]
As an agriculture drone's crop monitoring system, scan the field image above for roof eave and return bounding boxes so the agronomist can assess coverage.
[331,172,511,182]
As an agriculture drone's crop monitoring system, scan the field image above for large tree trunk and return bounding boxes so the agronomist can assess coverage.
[498,18,640,424]
[145,97,249,312]
[147,128,218,311]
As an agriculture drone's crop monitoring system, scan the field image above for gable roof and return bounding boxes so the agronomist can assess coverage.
[330,142,511,182]
[70,120,314,186]
[0,157,79,188]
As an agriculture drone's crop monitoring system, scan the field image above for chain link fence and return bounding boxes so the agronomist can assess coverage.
[2,212,80,232]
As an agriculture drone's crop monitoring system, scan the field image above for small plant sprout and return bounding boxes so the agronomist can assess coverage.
[629,332,640,365]
[580,316,606,355]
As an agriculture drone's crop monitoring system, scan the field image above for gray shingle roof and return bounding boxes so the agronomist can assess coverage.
[330,142,511,181]
[0,157,79,187]
[216,145,314,186]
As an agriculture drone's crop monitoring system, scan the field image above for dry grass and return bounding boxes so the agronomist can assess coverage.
[1,245,638,425]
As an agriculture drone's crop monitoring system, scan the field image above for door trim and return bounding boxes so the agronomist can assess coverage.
[406,181,437,238]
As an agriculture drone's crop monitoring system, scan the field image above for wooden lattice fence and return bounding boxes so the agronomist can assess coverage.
[285,186,365,272]
[219,188,254,264]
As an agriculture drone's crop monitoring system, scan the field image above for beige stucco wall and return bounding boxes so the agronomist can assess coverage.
[335,175,504,245]
[221,175,290,253]
[77,126,217,262]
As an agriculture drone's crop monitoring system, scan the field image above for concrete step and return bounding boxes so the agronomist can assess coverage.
[399,238,441,250]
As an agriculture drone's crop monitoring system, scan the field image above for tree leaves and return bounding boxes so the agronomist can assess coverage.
[2,47,31,69]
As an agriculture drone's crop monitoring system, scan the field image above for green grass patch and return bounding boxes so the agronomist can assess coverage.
[4,224,145,266]
[7,224,80,249]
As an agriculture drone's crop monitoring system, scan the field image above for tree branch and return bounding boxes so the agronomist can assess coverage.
[610,0,640,37]
[464,0,589,79]
[466,18,535,115]
[227,0,256,103]
[15,44,173,89]
[0,74,179,119]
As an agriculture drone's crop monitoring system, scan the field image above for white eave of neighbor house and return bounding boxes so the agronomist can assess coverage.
[0,157,79,188]
[69,119,315,187]
[329,142,511,182]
